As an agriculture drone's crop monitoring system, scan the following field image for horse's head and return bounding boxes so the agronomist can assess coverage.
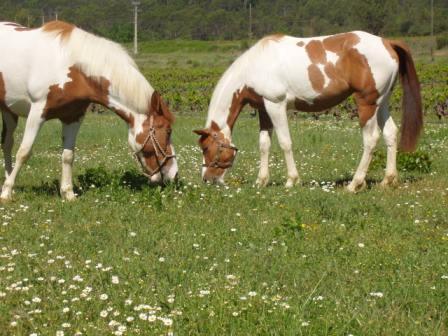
[193,121,238,184]
[130,92,178,184]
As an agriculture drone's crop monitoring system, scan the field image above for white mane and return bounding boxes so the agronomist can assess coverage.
[62,27,154,114]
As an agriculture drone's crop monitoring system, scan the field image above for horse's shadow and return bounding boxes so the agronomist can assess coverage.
[15,169,174,198]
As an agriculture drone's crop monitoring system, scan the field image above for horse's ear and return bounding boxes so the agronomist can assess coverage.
[149,91,162,115]
[193,129,210,137]
[210,121,220,131]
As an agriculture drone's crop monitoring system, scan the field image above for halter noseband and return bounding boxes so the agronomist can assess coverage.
[133,115,176,178]
[202,139,238,169]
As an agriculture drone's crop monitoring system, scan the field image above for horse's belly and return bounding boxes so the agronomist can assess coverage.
[293,91,352,112]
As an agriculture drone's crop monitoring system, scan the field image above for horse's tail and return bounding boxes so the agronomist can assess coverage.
[389,40,423,152]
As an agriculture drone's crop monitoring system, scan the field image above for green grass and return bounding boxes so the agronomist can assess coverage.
[1,38,448,335]
[1,112,447,335]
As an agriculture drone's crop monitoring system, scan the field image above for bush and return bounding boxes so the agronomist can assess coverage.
[436,34,448,50]
[371,150,432,173]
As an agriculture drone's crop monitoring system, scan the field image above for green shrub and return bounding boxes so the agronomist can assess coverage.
[371,150,432,173]
[436,34,448,50]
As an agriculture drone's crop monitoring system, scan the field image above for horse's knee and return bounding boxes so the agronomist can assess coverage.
[278,138,292,152]
[259,130,272,153]
[62,149,74,165]
[383,120,398,147]
[16,147,32,163]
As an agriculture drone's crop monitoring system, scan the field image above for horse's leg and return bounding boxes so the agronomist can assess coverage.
[256,107,273,187]
[264,100,299,188]
[1,103,45,201]
[1,110,18,179]
[378,104,399,187]
[347,105,380,193]
[60,120,83,201]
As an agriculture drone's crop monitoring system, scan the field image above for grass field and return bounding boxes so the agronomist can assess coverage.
[1,39,448,335]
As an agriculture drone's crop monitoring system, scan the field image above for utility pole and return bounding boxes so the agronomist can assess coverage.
[41,10,45,25]
[431,0,434,36]
[248,2,252,40]
[430,0,434,61]
[132,1,140,55]
[55,10,58,21]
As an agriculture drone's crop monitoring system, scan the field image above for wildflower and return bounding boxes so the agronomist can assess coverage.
[72,275,83,282]
[99,294,108,301]
[111,276,119,284]
[369,292,384,298]
[56,331,64,336]
[162,318,173,326]
[100,310,108,318]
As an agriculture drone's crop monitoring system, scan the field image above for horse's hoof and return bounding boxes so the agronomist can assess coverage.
[346,180,366,193]
[0,196,12,203]
[61,191,77,202]
[285,176,300,188]
[380,175,398,189]
[256,176,269,187]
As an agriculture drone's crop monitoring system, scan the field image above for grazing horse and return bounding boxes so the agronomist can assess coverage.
[194,31,422,192]
[0,21,178,201]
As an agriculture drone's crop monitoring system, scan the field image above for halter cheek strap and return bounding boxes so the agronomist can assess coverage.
[133,115,176,178]
[202,141,238,169]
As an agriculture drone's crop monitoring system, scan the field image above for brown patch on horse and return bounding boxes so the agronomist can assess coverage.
[134,111,174,175]
[306,40,327,64]
[308,64,325,93]
[297,41,305,47]
[322,32,360,54]
[148,91,175,124]
[227,86,265,130]
[43,66,110,124]
[132,91,175,174]
[297,35,378,122]
[194,122,235,178]
[42,21,75,42]
[5,23,32,32]
[115,110,134,127]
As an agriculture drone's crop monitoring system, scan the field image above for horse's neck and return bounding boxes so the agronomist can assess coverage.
[207,63,246,138]
[102,67,154,125]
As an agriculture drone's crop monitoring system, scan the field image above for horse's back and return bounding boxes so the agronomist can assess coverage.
[243,31,399,106]
[0,23,68,114]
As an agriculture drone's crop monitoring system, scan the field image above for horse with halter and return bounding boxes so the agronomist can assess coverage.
[0,21,178,201]
[194,31,422,192]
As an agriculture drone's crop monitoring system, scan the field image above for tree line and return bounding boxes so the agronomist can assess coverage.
[1,0,447,41]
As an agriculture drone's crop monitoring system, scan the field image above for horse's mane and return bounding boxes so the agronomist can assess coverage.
[44,21,154,115]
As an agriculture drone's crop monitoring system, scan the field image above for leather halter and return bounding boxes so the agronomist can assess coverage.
[133,115,176,178]
[202,139,238,169]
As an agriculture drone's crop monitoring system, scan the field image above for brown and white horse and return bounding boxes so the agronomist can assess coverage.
[0,21,178,201]
[194,31,422,192]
